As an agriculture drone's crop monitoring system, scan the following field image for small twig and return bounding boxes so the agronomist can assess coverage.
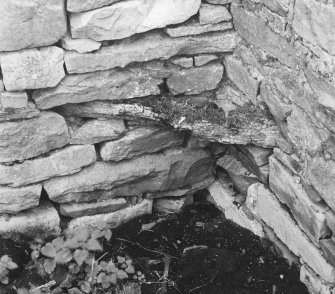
[161,255,172,294]
[31,280,56,291]
[96,252,108,262]
[116,238,178,260]
[189,270,218,293]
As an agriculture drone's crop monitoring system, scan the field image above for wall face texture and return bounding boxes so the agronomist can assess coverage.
[1,0,335,292]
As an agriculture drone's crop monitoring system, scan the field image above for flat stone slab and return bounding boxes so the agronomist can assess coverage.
[0,112,69,163]
[0,91,28,110]
[269,156,330,244]
[1,47,65,91]
[69,118,126,144]
[209,179,264,238]
[32,62,163,109]
[68,199,152,231]
[0,0,66,51]
[60,198,127,218]
[43,148,212,203]
[61,34,101,53]
[0,145,96,187]
[199,4,232,24]
[165,19,233,37]
[167,62,224,95]
[70,0,201,41]
[0,201,60,241]
[64,31,237,74]
[0,184,42,214]
[100,126,186,161]
[67,0,121,12]
[247,183,335,284]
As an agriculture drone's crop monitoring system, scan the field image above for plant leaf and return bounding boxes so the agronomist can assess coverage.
[55,249,73,264]
[69,287,83,294]
[116,269,128,280]
[52,237,64,251]
[73,249,89,267]
[87,239,103,251]
[125,264,135,274]
[41,243,56,258]
[107,273,117,284]
[80,281,92,294]
[44,258,56,274]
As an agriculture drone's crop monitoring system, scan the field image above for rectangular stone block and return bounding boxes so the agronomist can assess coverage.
[68,199,152,230]
[0,201,60,241]
[1,47,65,91]
[0,112,69,163]
[0,145,96,187]
[70,0,201,41]
[64,31,237,74]
[32,62,163,109]
[60,198,128,218]
[0,184,42,214]
[0,91,28,110]
[0,0,66,51]
[68,118,126,145]
[100,127,186,161]
[44,148,212,203]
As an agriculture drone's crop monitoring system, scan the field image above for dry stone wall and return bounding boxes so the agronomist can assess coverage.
[1,0,335,293]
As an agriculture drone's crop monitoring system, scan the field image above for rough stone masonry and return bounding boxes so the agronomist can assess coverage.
[0,0,335,293]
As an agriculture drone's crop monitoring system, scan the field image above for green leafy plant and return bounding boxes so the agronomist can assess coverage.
[20,220,144,294]
[0,255,18,284]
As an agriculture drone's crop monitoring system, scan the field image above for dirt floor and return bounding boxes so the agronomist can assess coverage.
[0,203,309,294]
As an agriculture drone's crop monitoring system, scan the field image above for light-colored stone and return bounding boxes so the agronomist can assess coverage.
[205,0,231,4]
[0,92,28,110]
[217,153,259,193]
[260,82,292,121]
[224,55,260,104]
[308,156,335,212]
[0,184,42,214]
[44,148,212,203]
[165,20,233,37]
[100,127,185,161]
[231,3,297,68]
[153,196,190,213]
[237,145,273,167]
[0,0,66,52]
[320,239,335,267]
[216,82,251,113]
[69,119,126,144]
[70,0,201,41]
[199,4,232,24]
[67,0,121,12]
[300,265,334,294]
[0,102,40,123]
[68,199,152,230]
[1,47,65,91]
[60,198,127,218]
[325,210,335,235]
[167,62,224,95]
[61,34,101,54]
[32,62,162,109]
[56,101,159,121]
[208,179,264,237]
[64,31,237,74]
[0,145,96,187]
[287,106,329,155]
[170,57,194,68]
[0,112,69,163]
[194,54,218,66]
[0,201,61,241]
[293,0,335,55]
[247,183,335,283]
[269,156,330,243]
